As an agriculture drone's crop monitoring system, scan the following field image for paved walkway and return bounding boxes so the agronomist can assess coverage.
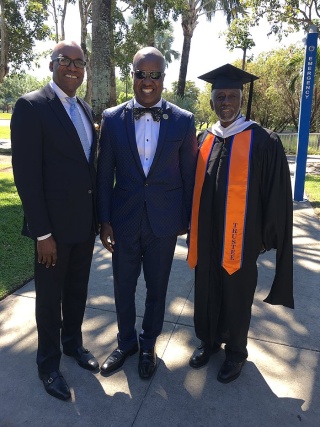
[0,158,320,426]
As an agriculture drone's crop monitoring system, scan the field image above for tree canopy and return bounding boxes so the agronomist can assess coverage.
[0,0,51,82]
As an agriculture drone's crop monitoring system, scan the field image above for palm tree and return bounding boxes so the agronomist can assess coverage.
[176,0,243,97]
[155,23,180,66]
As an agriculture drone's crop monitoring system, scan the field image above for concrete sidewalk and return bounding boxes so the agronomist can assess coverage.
[1,159,320,426]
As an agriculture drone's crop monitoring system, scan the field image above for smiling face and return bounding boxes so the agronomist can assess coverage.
[132,48,165,107]
[49,42,85,97]
[210,88,243,128]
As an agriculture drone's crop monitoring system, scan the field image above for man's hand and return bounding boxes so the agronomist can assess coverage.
[37,235,57,268]
[100,222,115,253]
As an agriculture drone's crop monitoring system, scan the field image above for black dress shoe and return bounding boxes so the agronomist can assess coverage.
[189,341,221,369]
[100,344,139,375]
[64,346,99,371]
[217,360,245,383]
[138,347,157,379]
[38,369,71,401]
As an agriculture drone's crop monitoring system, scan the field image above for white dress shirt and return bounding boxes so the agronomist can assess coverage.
[133,98,162,176]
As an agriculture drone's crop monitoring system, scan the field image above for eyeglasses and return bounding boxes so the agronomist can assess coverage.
[133,70,164,80]
[52,56,86,69]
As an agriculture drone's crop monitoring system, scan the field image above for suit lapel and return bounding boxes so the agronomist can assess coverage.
[44,84,94,162]
[148,100,170,176]
[44,85,79,142]
[125,100,146,176]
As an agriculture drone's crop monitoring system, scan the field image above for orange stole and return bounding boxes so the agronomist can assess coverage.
[187,130,252,274]
[222,130,252,274]
[187,132,215,268]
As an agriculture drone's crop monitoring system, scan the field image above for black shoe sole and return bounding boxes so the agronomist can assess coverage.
[217,361,245,384]
[217,370,242,383]
[45,388,71,401]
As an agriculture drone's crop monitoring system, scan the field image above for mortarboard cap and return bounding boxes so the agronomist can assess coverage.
[198,63,259,120]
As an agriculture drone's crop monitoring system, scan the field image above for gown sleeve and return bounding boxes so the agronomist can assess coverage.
[260,130,294,308]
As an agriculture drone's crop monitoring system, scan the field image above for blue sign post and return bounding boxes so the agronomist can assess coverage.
[293,26,318,201]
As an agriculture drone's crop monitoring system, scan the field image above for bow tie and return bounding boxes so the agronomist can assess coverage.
[133,107,163,122]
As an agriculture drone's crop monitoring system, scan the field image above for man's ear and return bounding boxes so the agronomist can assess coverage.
[210,99,214,112]
[49,61,53,72]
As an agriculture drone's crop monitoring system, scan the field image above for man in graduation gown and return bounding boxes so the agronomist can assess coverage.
[187,64,294,383]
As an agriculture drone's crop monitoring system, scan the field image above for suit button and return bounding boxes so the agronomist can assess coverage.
[88,189,92,194]
[145,183,148,187]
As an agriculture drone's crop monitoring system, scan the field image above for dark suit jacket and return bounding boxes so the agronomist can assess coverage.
[11,83,98,244]
[97,98,198,238]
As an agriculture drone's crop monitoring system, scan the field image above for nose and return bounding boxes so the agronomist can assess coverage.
[67,60,77,70]
[142,74,153,83]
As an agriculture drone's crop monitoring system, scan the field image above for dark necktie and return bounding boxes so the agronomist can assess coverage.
[133,107,163,122]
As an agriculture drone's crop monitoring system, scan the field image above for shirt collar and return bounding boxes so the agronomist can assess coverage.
[50,80,76,101]
[133,98,162,108]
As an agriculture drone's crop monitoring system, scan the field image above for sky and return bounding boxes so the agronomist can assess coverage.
[32,6,306,90]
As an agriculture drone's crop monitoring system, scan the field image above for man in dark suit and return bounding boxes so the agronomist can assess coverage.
[97,47,198,380]
[11,40,99,401]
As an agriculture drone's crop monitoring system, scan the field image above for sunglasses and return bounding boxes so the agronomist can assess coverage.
[133,70,164,80]
[52,56,86,69]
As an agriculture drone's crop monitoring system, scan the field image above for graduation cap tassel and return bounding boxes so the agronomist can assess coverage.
[246,80,254,121]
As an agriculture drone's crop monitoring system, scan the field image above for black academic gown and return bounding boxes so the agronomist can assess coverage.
[194,123,293,361]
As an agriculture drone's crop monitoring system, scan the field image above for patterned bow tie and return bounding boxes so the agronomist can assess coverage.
[133,107,163,122]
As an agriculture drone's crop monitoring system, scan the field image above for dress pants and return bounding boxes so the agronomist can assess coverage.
[35,231,95,373]
[112,208,177,352]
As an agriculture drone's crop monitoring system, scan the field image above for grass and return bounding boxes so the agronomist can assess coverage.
[0,167,34,300]
[0,126,10,139]
[0,112,12,120]
[305,174,320,218]
[0,112,11,140]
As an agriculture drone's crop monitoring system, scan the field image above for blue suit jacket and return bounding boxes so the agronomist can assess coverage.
[97,98,198,238]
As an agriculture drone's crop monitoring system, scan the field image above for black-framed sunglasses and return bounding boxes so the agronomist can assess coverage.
[52,56,86,69]
[133,70,164,80]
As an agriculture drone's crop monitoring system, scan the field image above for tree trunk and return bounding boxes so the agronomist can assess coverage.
[84,56,93,104]
[61,0,68,40]
[147,1,156,46]
[79,0,91,103]
[51,0,59,42]
[176,6,197,98]
[109,0,116,106]
[176,33,192,98]
[242,47,246,70]
[91,0,112,121]
[0,0,8,82]
[110,63,117,106]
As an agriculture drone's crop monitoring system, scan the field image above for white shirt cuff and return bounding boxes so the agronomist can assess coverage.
[37,233,52,241]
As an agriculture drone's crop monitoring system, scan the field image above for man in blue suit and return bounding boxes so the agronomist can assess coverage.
[97,47,198,379]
